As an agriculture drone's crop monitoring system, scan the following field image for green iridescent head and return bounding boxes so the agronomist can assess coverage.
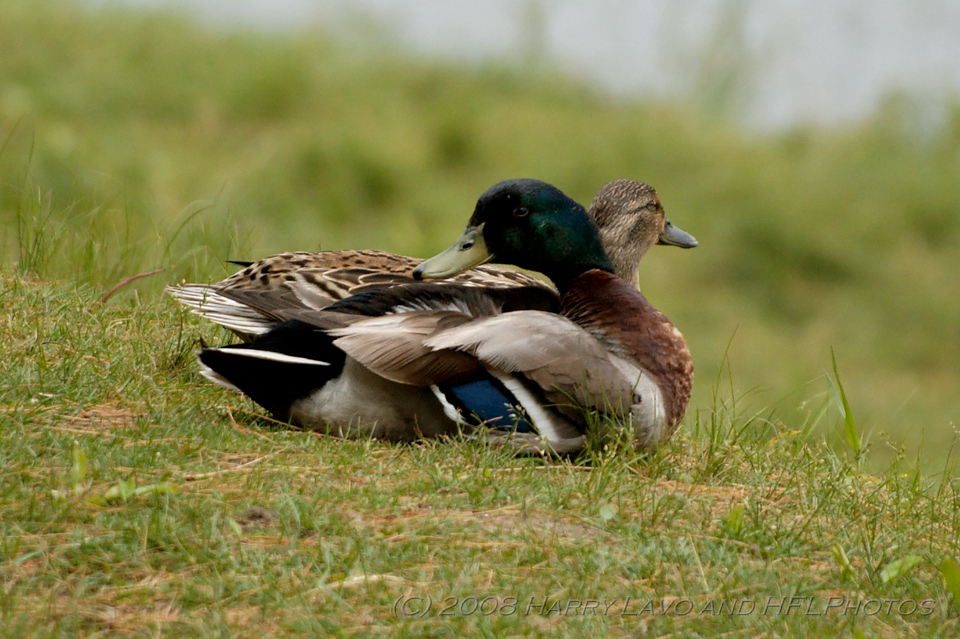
[414,179,614,291]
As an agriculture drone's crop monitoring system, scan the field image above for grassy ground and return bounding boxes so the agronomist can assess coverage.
[2,1,959,470]
[2,3,960,634]
[2,272,959,637]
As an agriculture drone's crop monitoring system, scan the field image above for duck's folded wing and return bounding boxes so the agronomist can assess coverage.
[424,311,641,417]
[170,278,561,340]
[328,311,483,385]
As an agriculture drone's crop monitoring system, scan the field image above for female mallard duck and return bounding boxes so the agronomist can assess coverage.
[167,179,696,340]
[189,179,695,453]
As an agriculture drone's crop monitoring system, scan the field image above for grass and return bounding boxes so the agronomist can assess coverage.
[2,2,960,634]
[2,1,959,470]
[2,272,959,637]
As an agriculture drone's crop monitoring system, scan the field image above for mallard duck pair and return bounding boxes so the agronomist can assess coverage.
[169,179,697,453]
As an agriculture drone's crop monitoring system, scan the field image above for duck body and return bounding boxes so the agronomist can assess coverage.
[178,179,696,452]
[195,283,592,450]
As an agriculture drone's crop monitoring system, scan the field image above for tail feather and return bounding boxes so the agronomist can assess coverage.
[197,320,345,419]
[166,284,273,338]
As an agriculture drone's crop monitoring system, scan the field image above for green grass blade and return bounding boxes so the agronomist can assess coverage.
[832,544,856,580]
[829,348,861,456]
[879,555,922,584]
[942,557,960,604]
[723,505,745,536]
[70,444,88,494]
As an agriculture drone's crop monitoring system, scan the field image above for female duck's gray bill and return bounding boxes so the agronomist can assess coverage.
[413,223,492,280]
[658,220,698,248]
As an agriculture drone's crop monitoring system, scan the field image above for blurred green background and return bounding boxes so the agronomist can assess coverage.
[2,0,958,469]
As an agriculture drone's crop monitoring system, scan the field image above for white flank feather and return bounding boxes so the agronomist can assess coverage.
[206,348,331,367]
[487,370,565,444]
[430,384,464,424]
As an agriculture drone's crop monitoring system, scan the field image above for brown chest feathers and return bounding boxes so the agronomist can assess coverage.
[559,270,693,427]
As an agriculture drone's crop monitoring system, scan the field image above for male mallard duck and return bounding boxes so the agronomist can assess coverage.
[189,179,695,453]
[167,179,696,340]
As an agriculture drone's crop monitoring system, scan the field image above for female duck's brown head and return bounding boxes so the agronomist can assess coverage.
[589,179,697,289]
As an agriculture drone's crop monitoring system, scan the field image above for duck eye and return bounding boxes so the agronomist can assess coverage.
[514,207,529,218]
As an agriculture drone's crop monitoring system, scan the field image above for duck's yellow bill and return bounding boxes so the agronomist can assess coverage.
[414,224,492,279]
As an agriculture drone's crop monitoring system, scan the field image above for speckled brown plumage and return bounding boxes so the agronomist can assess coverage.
[217,249,549,296]
[170,249,556,341]
[560,269,693,431]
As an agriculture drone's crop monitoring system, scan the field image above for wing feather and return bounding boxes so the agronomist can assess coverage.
[424,311,640,415]
[329,312,480,385]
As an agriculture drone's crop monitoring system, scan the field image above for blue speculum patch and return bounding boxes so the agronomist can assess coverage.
[440,378,536,433]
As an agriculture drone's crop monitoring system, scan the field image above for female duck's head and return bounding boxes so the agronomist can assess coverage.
[589,179,698,288]
[414,179,615,291]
